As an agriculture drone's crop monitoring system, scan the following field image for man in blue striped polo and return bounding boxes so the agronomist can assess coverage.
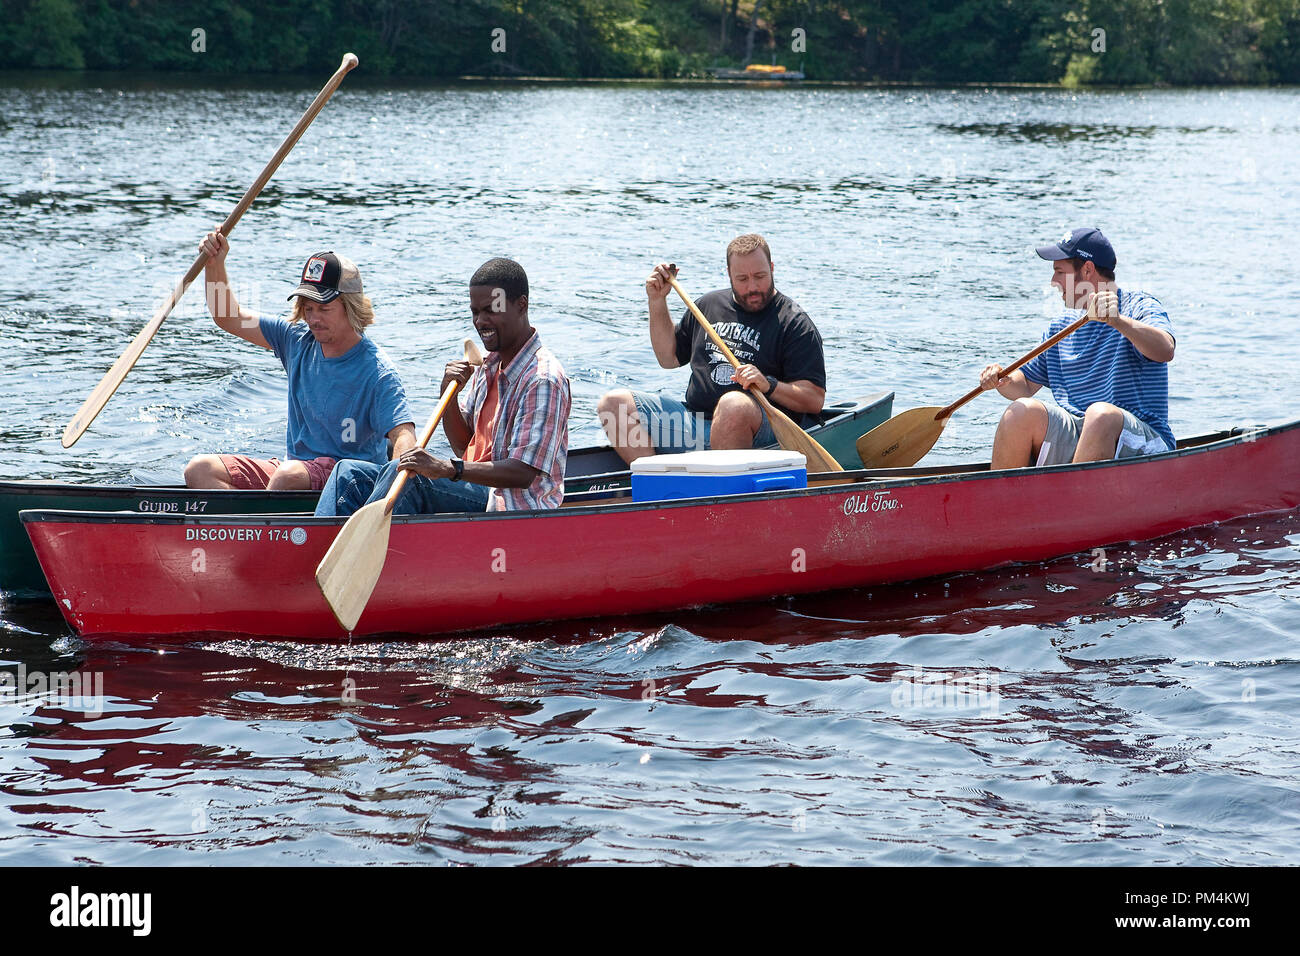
[980,228,1176,469]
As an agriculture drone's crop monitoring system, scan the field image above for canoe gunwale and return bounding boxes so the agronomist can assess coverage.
[0,480,314,498]
[19,419,1299,530]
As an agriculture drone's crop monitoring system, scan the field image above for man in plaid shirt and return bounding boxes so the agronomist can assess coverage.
[315,258,570,514]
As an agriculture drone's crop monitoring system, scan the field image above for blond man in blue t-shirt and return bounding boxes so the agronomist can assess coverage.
[981,228,1176,470]
[183,228,415,490]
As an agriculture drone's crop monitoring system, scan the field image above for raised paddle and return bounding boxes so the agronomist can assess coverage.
[61,52,361,449]
[316,338,484,633]
[666,274,843,473]
[855,306,1097,468]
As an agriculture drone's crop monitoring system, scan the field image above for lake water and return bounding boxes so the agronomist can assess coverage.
[1,74,1297,865]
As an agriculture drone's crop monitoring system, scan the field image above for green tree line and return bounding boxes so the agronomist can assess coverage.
[1,0,1298,83]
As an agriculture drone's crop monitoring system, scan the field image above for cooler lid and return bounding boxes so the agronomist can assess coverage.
[631,449,808,475]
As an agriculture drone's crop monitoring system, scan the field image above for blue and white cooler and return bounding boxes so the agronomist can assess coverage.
[630,449,808,503]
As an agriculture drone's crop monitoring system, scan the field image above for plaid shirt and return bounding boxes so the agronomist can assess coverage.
[458,330,570,511]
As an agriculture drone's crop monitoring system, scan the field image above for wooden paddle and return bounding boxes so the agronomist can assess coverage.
[61,52,360,449]
[666,274,843,472]
[855,307,1096,468]
[316,339,484,632]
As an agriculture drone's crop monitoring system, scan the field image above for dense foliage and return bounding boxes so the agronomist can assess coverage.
[1,0,1298,83]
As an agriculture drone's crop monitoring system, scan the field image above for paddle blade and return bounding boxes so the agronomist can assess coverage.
[62,348,141,448]
[61,273,199,448]
[855,406,949,468]
[315,499,396,632]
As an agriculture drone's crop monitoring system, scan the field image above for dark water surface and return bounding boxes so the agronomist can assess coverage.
[1,76,1297,864]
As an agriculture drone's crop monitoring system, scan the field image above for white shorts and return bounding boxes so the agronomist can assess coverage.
[1039,404,1171,466]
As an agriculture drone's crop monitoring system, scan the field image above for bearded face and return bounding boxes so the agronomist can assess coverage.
[727,248,775,312]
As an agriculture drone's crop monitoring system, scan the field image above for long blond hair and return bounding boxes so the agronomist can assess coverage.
[289,291,375,334]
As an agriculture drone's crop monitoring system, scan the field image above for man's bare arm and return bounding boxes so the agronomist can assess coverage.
[980,365,1042,400]
[646,263,681,369]
[732,364,826,414]
[387,423,416,458]
[199,228,270,350]
[397,450,541,489]
[1092,290,1175,362]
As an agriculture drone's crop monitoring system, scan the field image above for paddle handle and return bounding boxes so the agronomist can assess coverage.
[215,52,359,241]
[61,52,360,449]
[383,338,483,515]
[935,311,1094,421]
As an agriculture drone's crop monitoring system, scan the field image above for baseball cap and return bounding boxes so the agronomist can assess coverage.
[1036,227,1117,271]
[287,251,363,303]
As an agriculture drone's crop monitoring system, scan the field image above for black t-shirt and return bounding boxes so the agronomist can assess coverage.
[673,289,826,426]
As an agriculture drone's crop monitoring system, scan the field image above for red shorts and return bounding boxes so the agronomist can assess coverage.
[219,455,337,491]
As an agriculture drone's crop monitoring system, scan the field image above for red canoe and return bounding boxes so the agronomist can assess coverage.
[22,421,1300,641]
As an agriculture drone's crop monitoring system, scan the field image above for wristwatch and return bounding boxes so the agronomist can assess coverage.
[450,458,464,481]
[765,375,779,396]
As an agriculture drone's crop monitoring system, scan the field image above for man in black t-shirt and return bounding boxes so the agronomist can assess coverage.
[597,233,827,463]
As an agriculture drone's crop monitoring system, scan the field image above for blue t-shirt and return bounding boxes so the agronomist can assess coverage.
[259,317,413,465]
[1020,289,1175,450]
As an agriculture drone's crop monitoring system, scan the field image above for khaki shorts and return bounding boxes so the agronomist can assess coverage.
[1039,404,1171,466]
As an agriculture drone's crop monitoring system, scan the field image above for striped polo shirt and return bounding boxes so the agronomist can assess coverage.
[1021,289,1176,450]
[458,329,570,511]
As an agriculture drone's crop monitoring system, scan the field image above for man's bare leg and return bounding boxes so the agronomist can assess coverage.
[184,454,236,490]
[709,391,763,450]
[597,389,656,465]
[1072,402,1125,463]
[267,461,313,490]
[990,398,1049,469]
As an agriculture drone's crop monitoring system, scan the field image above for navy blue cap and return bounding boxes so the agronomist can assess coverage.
[1036,228,1116,271]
